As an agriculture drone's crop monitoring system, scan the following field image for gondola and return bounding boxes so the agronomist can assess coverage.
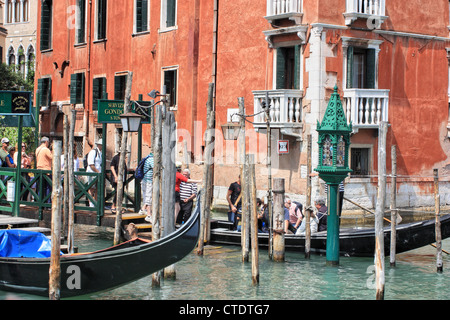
[0,195,201,298]
[209,214,450,257]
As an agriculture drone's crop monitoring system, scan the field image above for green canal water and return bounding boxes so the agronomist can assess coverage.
[1,224,449,301]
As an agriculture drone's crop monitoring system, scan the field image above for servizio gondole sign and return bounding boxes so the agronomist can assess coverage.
[97,99,151,124]
[0,91,32,115]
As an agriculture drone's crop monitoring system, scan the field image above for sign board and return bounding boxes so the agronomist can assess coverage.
[97,99,151,124]
[277,140,289,154]
[0,91,32,116]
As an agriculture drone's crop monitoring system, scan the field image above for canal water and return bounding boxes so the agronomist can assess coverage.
[1,224,449,301]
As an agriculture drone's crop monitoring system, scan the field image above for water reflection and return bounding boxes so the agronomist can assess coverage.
[1,224,449,300]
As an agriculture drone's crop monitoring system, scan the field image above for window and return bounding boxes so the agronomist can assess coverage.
[7,47,15,67]
[37,77,52,108]
[96,0,107,40]
[346,47,376,89]
[163,68,177,109]
[161,0,176,30]
[70,73,85,105]
[350,148,369,175]
[40,0,53,51]
[114,74,127,100]
[93,77,107,109]
[23,0,29,22]
[135,0,149,33]
[276,45,301,90]
[18,48,25,78]
[77,0,87,44]
[7,0,13,23]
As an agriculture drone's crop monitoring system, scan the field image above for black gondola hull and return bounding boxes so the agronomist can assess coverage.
[210,214,450,257]
[0,200,200,298]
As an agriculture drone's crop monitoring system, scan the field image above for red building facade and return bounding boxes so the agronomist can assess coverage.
[36,0,450,210]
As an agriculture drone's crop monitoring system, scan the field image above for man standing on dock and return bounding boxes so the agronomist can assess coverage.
[36,137,52,203]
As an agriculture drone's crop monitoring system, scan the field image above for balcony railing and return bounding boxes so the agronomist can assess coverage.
[344,0,387,26]
[265,0,303,24]
[343,88,389,129]
[253,90,303,128]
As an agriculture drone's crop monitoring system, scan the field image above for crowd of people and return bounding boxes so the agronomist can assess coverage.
[226,174,333,235]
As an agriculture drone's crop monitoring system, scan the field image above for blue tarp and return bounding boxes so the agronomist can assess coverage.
[0,230,60,258]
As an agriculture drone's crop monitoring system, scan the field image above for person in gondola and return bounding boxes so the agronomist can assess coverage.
[226,175,241,230]
[175,162,201,225]
[177,168,197,225]
[295,206,319,235]
[314,197,328,232]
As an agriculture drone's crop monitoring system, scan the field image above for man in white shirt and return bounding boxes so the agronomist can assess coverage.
[87,139,103,207]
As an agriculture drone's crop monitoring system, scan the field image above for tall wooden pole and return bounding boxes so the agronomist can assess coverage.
[265,93,273,260]
[249,154,259,284]
[63,114,69,239]
[198,83,215,255]
[434,168,443,273]
[151,104,163,286]
[162,110,177,279]
[272,178,285,262]
[49,140,62,300]
[375,121,388,300]
[67,109,76,253]
[305,134,312,259]
[238,97,249,262]
[390,145,397,267]
[114,72,133,245]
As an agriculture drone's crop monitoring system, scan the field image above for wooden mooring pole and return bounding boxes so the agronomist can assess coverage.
[238,97,249,262]
[198,84,215,255]
[49,140,62,300]
[305,134,312,259]
[249,154,259,284]
[434,168,443,273]
[375,121,388,300]
[114,72,133,245]
[151,104,163,287]
[67,109,76,254]
[272,178,285,262]
[390,145,397,267]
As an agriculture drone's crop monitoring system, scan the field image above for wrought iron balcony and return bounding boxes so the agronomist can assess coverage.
[343,88,389,130]
[265,0,303,24]
[252,90,303,129]
[344,0,387,26]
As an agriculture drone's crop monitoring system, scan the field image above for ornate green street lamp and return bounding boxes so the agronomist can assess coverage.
[315,85,352,266]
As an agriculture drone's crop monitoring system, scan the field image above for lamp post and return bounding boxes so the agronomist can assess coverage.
[315,85,352,266]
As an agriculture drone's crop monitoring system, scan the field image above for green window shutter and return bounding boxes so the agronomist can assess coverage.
[294,45,301,90]
[276,48,286,90]
[40,0,52,51]
[136,0,148,33]
[101,77,107,99]
[114,75,126,100]
[365,49,376,89]
[77,0,86,43]
[80,73,85,104]
[346,46,354,89]
[166,0,176,27]
[37,78,44,107]
[47,78,52,107]
[70,74,78,104]
[93,78,100,109]
[97,0,107,39]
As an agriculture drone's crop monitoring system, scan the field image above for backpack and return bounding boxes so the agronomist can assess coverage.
[84,149,98,169]
[134,155,151,181]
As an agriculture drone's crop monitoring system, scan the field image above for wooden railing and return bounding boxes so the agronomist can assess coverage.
[0,167,138,225]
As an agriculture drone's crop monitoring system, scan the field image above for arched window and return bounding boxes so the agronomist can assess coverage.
[15,0,20,22]
[18,46,25,78]
[7,47,15,67]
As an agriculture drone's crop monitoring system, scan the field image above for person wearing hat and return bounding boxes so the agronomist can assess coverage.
[0,138,10,165]
[35,137,53,202]
[174,161,201,225]
[86,139,103,207]
[5,145,16,168]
